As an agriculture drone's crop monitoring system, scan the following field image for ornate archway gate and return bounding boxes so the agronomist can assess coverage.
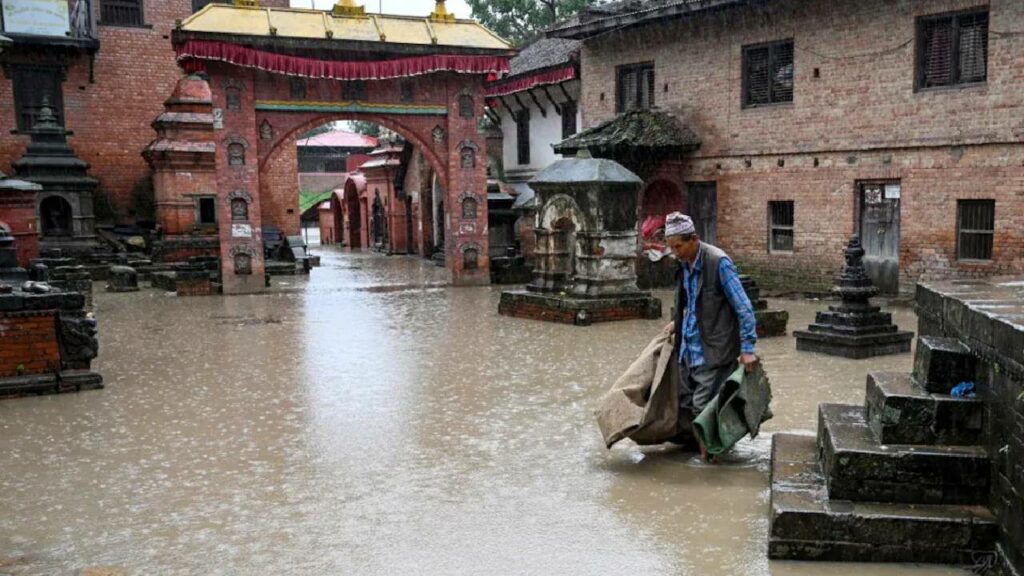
[146,0,512,294]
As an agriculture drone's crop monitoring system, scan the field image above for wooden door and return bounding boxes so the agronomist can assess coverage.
[858,182,901,294]
[686,182,717,244]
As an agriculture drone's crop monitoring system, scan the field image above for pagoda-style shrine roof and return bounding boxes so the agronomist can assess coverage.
[179,4,511,53]
[553,109,700,157]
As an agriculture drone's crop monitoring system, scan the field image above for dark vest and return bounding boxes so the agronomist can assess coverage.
[673,242,742,368]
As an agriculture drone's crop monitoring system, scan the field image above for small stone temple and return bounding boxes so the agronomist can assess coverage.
[0,235,101,398]
[794,235,913,358]
[498,151,661,325]
[12,104,99,256]
[771,276,1024,574]
[0,170,41,266]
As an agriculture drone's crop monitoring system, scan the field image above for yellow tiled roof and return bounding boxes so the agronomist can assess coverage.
[180,4,512,51]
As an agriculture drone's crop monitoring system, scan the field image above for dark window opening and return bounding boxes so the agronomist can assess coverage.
[616,62,655,113]
[561,99,578,139]
[197,197,217,226]
[917,10,988,89]
[464,248,479,270]
[290,77,307,100]
[957,199,994,260]
[768,200,794,252]
[101,0,144,26]
[743,40,794,108]
[459,94,475,118]
[11,65,64,132]
[515,108,530,166]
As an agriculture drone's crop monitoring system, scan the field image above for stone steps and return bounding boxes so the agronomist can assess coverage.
[770,433,998,563]
[913,336,978,394]
[819,403,990,505]
[865,371,984,446]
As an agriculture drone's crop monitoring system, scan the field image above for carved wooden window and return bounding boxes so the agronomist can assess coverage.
[227,143,245,166]
[400,80,415,103]
[743,40,793,108]
[957,200,994,260]
[917,10,988,90]
[461,197,478,220]
[197,196,217,226]
[768,201,794,253]
[616,62,654,112]
[515,108,530,166]
[11,65,64,131]
[234,253,253,275]
[459,94,474,118]
[101,0,144,26]
[463,248,479,270]
[226,87,241,111]
[342,81,366,101]
[561,99,578,139]
[290,77,307,100]
[231,198,249,221]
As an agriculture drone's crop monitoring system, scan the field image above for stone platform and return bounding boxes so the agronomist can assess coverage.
[498,290,662,326]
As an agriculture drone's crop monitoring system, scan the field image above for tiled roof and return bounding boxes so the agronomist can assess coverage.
[508,37,580,77]
[554,108,700,155]
[296,130,378,149]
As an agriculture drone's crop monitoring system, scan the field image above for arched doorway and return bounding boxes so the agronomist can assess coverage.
[330,193,344,246]
[39,196,73,237]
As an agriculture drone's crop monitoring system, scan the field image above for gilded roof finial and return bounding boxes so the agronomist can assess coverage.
[430,0,455,22]
[334,0,366,17]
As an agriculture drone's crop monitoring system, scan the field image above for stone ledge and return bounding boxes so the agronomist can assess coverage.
[498,290,662,326]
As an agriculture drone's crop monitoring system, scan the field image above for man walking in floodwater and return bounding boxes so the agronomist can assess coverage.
[663,212,759,460]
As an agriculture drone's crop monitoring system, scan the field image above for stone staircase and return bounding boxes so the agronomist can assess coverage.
[770,335,998,564]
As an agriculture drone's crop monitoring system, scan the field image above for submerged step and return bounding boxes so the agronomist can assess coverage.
[865,372,984,446]
[770,433,997,563]
[819,404,990,505]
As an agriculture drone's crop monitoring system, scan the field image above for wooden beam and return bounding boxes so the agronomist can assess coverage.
[498,96,516,117]
[541,86,562,116]
[558,83,575,105]
[512,92,529,114]
[527,89,547,118]
[484,108,500,125]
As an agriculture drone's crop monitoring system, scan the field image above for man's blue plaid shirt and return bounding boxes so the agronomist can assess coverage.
[680,250,758,368]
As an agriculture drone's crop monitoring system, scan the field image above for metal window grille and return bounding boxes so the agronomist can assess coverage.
[561,100,578,139]
[957,200,994,260]
[918,10,988,89]
[11,66,64,131]
[101,0,144,26]
[768,201,795,252]
[743,40,794,107]
[516,108,530,166]
[616,63,654,113]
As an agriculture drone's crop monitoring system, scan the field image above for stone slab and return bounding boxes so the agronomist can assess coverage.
[913,336,978,394]
[819,404,990,505]
[498,290,662,326]
[865,372,984,446]
[756,308,788,338]
[770,433,997,563]
[794,329,913,359]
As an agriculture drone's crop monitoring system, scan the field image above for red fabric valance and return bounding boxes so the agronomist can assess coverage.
[176,40,510,80]
[485,65,576,98]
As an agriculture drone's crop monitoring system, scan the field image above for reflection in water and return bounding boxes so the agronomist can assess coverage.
[0,249,966,575]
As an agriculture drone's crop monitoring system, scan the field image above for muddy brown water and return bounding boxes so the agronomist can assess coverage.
[0,248,969,575]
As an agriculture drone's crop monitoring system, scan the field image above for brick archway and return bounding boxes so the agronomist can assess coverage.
[145,2,512,294]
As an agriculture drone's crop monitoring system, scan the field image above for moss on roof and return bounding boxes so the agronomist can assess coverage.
[553,108,699,156]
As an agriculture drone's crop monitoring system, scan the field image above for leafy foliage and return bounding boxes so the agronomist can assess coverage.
[467,0,597,46]
[347,120,383,138]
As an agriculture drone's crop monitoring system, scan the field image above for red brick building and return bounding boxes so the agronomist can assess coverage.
[551,0,1024,294]
[0,0,288,223]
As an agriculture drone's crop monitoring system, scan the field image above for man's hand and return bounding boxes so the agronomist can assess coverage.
[739,353,758,373]
[663,321,675,335]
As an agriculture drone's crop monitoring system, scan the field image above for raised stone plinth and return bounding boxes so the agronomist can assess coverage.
[106,265,139,292]
[741,275,788,337]
[794,235,912,358]
[498,290,661,326]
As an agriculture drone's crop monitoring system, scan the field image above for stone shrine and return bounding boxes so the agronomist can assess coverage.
[498,151,661,325]
[794,235,913,358]
[11,104,100,256]
[770,277,1024,574]
[0,170,41,266]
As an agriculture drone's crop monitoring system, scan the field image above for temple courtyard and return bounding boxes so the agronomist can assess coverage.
[0,247,975,575]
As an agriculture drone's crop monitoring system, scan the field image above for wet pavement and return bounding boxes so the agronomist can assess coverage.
[0,248,970,575]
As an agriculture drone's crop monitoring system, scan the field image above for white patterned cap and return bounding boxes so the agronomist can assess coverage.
[665,212,696,237]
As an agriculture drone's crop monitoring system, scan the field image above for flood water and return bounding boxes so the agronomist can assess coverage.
[0,248,969,575]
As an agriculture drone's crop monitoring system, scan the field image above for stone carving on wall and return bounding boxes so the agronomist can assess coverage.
[432,125,445,144]
[224,136,249,167]
[459,140,479,170]
[458,191,478,219]
[230,245,256,276]
[226,87,241,111]
[259,119,273,141]
[458,88,475,118]
[58,313,99,367]
[461,242,482,271]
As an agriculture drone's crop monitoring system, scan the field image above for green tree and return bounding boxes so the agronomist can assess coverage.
[348,120,382,138]
[467,0,597,46]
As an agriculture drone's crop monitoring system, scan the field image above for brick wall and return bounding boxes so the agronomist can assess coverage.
[579,0,1024,293]
[0,312,60,377]
[0,0,290,221]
